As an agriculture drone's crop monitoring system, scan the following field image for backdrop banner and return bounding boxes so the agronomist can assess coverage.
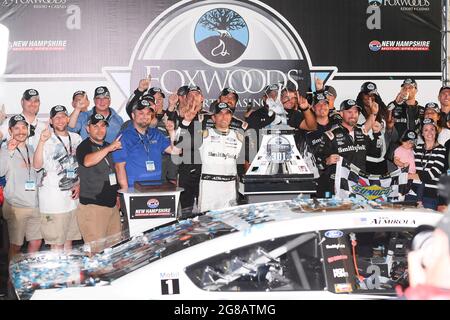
[0,0,442,118]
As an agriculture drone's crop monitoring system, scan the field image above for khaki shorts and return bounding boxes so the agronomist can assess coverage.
[40,209,81,245]
[3,201,42,246]
[76,204,121,251]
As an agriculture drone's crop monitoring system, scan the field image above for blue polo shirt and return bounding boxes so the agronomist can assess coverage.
[112,125,170,187]
[69,107,124,143]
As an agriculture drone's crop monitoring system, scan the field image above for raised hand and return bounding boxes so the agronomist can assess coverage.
[40,122,51,143]
[7,138,19,151]
[298,93,310,110]
[138,77,151,92]
[168,94,178,111]
[369,99,379,115]
[108,134,122,152]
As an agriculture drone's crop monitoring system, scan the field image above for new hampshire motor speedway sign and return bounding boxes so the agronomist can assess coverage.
[0,0,442,119]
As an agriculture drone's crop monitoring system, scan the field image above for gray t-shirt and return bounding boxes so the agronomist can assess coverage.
[0,144,40,208]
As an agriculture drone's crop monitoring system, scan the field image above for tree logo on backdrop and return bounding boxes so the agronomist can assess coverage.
[194,8,249,65]
[368,0,382,6]
[105,0,337,113]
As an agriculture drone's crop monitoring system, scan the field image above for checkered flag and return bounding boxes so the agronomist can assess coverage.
[334,158,409,201]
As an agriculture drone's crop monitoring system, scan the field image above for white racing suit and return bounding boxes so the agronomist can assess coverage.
[198,128,243,212]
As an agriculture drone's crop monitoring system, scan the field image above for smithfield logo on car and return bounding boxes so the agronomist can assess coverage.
[147,198,159,209]
[369,40,382,52]
[324,230,343,238]
[194,8,249,65]
[325,243,346,250]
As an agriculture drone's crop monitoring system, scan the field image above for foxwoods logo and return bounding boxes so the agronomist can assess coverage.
[2,0,67,6]
[368,0,430,11]
[105,0,337,113]
[194,8,249,65]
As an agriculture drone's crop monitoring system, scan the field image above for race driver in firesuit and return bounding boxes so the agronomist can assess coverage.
[315,99,382,197]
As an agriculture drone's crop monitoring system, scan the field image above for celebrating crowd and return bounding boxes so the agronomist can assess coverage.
[1,77,450,262]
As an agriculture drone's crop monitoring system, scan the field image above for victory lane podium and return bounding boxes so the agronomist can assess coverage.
[118,181,184,237]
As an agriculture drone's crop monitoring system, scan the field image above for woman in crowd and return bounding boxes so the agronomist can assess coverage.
[406,119,446,210]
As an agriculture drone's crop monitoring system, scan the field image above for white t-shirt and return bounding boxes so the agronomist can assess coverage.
[38,131,82,214]
[0,115,47,150]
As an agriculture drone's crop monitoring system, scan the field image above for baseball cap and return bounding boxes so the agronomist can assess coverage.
[264,84,280,95]
[400,129,417,142]
[323,85,337,98]
[132,99,155,112]
[313,92,329,105]
[8,114,28,128]
[214,102,234,114]
[360,82,378,96]
[147,87,165,98]
[439,85,450,94]
[340,99,362,111]
[422,118,438,128]
[72,90,86,100]
[401,78,417,88]
[177,85,189,96]
[424,102,440,114]
[49,105,68,118]
[94,86,110,99]
[22,89,39,101]
[141,94,156,105]
[88,113,109,126]
[187,85,202,93]
[220,87,239,100]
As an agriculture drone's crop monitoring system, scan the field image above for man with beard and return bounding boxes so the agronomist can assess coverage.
[438,86,450,128]
[112,99,179,190]
[206,87,248,131]
[316,99,382,197]
[33,105,82,251]
[76,114,122,252]
[0,115,42,261]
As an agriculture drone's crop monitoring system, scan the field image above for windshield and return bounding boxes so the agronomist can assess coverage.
[10,214,236,299]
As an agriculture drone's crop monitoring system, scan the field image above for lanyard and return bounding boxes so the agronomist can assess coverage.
[94,144,114,173]
[55,133,72,156]
[16,145,31,179]
[135,129,151,159]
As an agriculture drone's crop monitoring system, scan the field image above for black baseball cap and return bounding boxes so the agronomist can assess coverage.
[72,90,86,100]
[94,86,110,98]
[424,102,440,114]
[8,114,28,128]
[141,94,156,105]
[177,85,189,96]
[360,82,378,95]
[147,87,165,98]
[22,89,39,101]
[322,85,337,98]
[214,102,234,114]
[439,85,450,94]
[264,84,279,95]
[313,92,329,105]
[422,118,438,128]
[49,105,68,118]
[220,87,239,100]
[401,78,417,88]
[88,113,109,126]
[187,85,202,93]
[132,99,155,112]
[340,99,362,111]
[400,129,417,142]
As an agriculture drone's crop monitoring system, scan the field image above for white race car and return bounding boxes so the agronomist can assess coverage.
[10,198,442,300]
